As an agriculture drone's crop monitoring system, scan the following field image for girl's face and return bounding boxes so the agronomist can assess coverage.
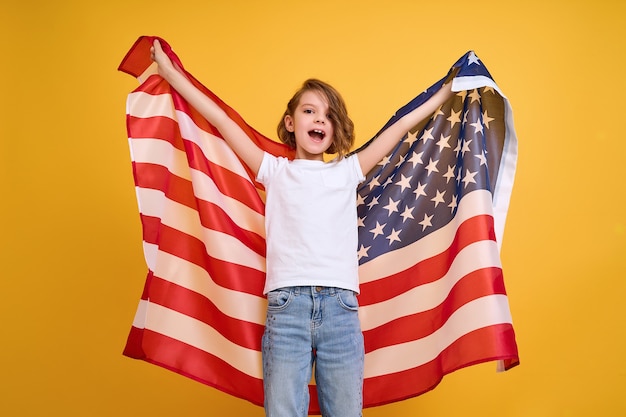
[284,90,335,161]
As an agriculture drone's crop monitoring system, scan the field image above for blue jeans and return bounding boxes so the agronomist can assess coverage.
[262,286,364,417]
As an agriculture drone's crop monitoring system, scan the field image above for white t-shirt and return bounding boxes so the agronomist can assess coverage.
[256,152,365,294]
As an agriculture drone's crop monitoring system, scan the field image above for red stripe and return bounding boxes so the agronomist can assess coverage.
[359,214,496,305]
[140,215,265,295]
[133,162,266,255]
[134,329,265,408]
[362,266,506,353]
[362,324,519,409]
[146,275,264,350]
[128,116,186,151]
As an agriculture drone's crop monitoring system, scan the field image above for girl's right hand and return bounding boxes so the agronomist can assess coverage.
[150,39,177,79]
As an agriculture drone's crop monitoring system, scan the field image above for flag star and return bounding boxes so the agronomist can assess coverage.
[443,165,456,183]
[357,244,371,260]
[482,110,495,129]
[431,189,446,207]
[408,151,424,168]
[383,177,393,187]
[461,139,472,156]
[436,134,452,152]
[369,221,386,239]
[368,175,381,190]
[425,158,440,176]
[475,151,487,166]
[470,120,484,135]
[432,107,445,121]
[468,89,481,103]
[420,126,435,142]
[447,108,462,129]
[468,51,481,66]
[405,130,419,147]
[383,197,400,215]
[394,153,407,168]
[386,228,402,245]
[356,193,365,206]
[482,86,495,94]
[456,90,467,100]
[448,194,458,213]
[377,155,391,167]
[400,204,415,222]
[367,195,380,209]
[413,181,427,199]
[395,174,413,192]
[419,213,434,231]
[357,216,366,228]
[453,139,462,157]
[462,169,478,187]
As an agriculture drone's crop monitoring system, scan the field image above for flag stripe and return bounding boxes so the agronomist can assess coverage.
[126,327,265,404]
[145,248,267,324]
[139,216,265,294]
[362,323,517,405]
[359,239,502,330]
[363,294,513,377]
[362,267,506,352]
[132,159,266,241]
[358,215,498,306]
[142,276,264,349]
[138,301,263,377]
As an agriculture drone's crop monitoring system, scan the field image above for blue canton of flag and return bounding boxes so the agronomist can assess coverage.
[356,51,507,263]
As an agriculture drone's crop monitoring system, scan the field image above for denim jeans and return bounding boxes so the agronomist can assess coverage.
[262,286,364,417]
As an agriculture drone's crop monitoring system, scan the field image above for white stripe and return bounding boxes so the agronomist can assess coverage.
[130,138,192,180]
[452,75,505,98]
[151,249,266,324]
[358,239,502,331]
[492,98,518,249]
[136,187,265,271]
[363,294,513,378]
[358,189,494,283]
[128,91,176,118]
[140,300,263,378]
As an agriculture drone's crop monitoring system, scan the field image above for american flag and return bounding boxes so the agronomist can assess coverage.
[119,36,519,414]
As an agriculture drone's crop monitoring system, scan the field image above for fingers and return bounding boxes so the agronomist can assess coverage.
[150,39,162,61]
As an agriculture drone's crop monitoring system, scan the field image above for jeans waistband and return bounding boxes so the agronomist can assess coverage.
[284,286,339,296]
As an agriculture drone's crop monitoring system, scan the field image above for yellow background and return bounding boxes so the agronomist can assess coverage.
[1,0,624,416]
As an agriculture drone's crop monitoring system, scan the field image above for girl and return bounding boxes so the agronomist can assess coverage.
[151,39,452,417]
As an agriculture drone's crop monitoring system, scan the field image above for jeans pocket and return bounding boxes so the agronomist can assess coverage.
[266,289,293,311]
[336,289,359,311]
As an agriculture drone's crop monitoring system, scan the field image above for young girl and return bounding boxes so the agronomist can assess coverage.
[151,39,452,417]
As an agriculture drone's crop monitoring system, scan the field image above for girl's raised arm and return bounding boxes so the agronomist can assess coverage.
[356,82,453,175]
[151,40,265,175]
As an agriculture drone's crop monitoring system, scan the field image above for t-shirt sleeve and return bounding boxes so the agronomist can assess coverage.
[348,154,366,184]
[256,152,275,185]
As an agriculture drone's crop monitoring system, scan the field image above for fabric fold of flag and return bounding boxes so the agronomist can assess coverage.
[120,36,519,414]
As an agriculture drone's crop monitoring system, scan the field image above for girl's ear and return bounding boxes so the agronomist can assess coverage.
[284,115,295,132]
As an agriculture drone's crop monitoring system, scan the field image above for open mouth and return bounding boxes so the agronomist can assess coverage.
[308,129,326,141]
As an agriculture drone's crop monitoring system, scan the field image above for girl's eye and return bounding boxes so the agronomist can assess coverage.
[304,109,313,114]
